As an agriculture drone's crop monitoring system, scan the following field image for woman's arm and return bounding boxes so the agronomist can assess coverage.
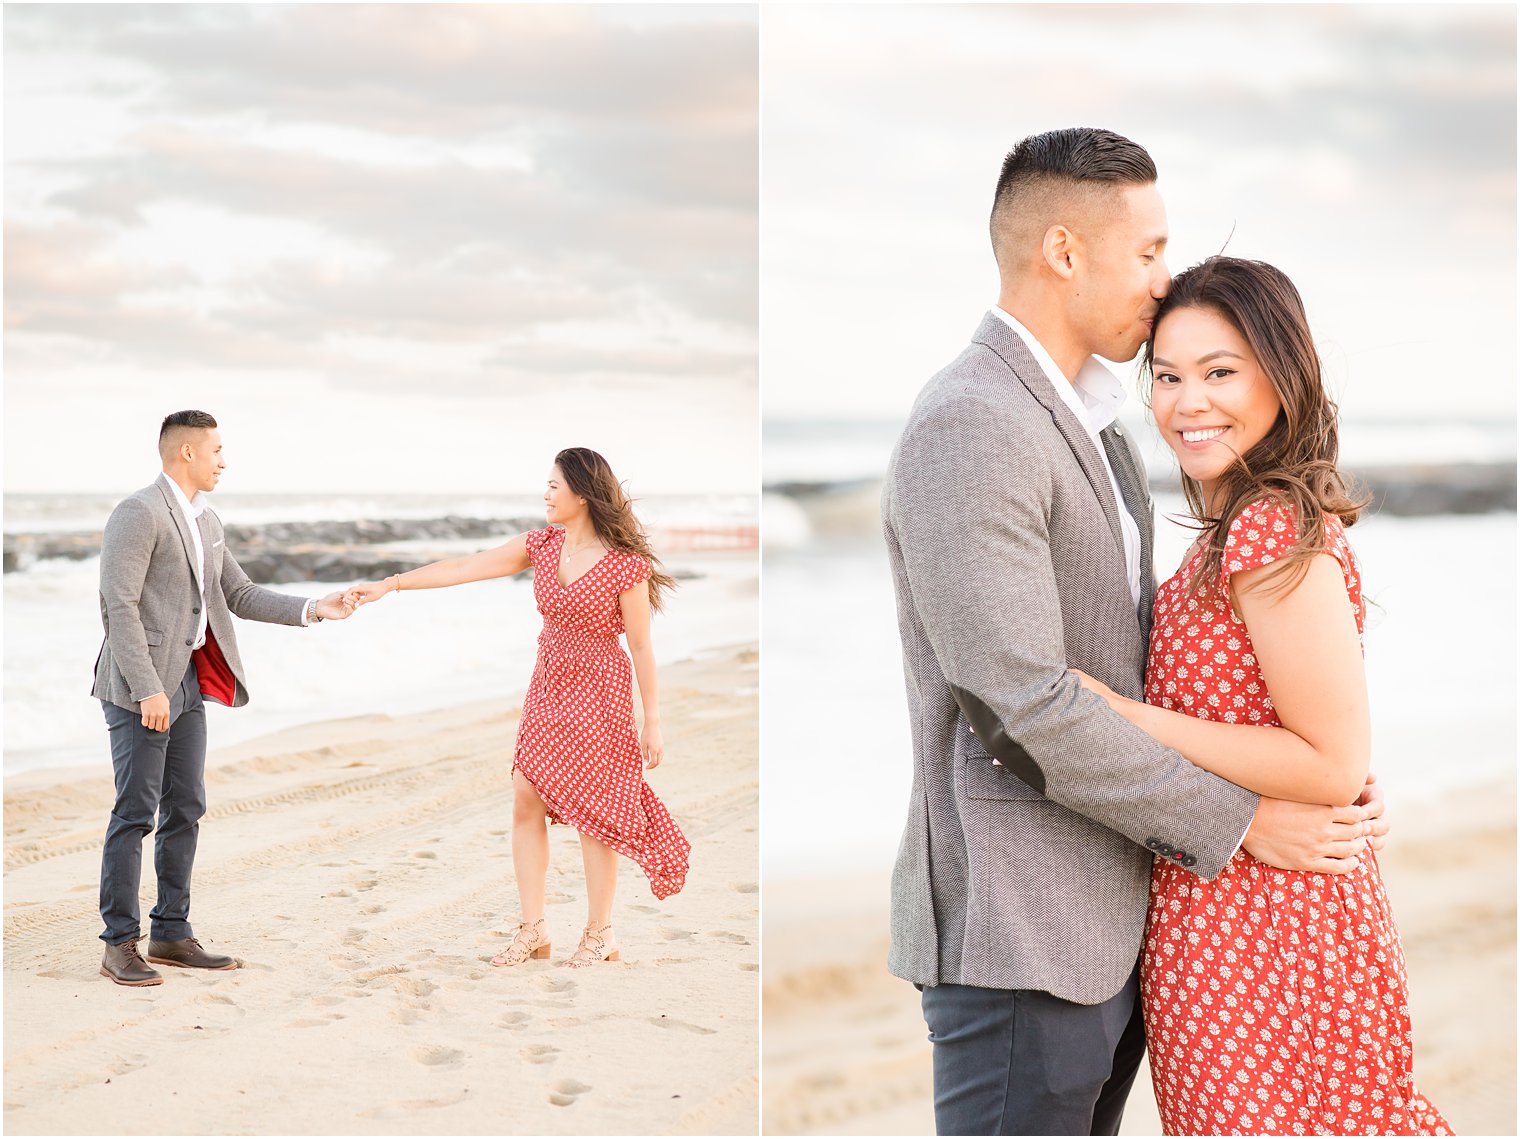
[1076,552,1370,806]
[619,581,662,769]
[349,532,533,603]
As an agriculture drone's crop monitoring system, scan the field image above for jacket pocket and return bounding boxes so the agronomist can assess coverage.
[143,629,165,647]
[962,753,1046,801]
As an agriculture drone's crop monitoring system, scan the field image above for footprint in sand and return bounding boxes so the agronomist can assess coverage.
[629,904,659,914]
[359,904,385,915]
[342,928,367,945]
[195,993,244,1013]
[708,931,749,945]
[413,850,438,860]
[415,1046,464,1068]
[658,927,694,942]
[496,1010,531,1029]
[311,995,345,1008]
[328,889,354,899]
[487,829,508,837]
[521,1044,559,1065]
[109,1054,149,1076]
[391,1008,421,1026]
[655,957,693,967]
[738,962,758,972]
[729,881,759,894]
[286,1018,331,1029]
[353,879,378,892]
[547,1078,592,1106]
[535,976,577,996]
[648,1016,717,1035]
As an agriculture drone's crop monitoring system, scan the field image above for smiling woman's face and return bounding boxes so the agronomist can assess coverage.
[1149,305,1283,505]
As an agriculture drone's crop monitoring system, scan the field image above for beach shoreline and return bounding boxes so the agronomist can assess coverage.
[5,643,759,1135]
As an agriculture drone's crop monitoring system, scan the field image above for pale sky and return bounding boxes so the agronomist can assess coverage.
[4,4,758,495]
[762,4,1516,425]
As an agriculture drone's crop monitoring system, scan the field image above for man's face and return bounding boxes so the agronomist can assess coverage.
[1069,183,1171,364]
[186,428,225,493]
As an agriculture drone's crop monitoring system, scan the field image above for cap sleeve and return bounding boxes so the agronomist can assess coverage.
[614,551,653,594]
[1220,498,1355,586]
[523,526,557,557]
[1219,499,1298,585]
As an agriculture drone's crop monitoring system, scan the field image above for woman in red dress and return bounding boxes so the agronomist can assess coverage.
[350,448,689,969]
[1074,258,1450,1135]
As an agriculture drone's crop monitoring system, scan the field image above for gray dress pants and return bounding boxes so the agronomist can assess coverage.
[920,964,1145,1135]
[98,663,207,945]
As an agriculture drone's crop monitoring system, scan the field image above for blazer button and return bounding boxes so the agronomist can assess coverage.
[1182,854,1198,868]
[1145,838,1162,852]
[184,639,193,647]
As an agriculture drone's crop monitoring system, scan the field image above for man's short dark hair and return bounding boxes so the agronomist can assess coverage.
[158,410,218,461]
[159,410,217,443]
[990,128,1157,273]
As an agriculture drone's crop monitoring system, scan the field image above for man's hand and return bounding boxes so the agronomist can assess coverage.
[314,591,357,621]
[1356,772,1389,852]
[139,692,171,732]
[1242,797,1369,874]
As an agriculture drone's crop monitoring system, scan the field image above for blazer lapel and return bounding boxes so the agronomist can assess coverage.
[1102,425,1156,627]
[972,314,1125,560]
[196,511,214,591]
[156,474,201,588]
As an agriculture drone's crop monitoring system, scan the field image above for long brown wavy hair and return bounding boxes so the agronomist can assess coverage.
[554,447,676,613]
[1142,256,1368,599]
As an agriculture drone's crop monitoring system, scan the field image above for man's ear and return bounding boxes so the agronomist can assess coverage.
[1041,223,1078,280]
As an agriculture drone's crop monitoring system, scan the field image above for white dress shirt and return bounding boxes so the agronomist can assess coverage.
[990,307,1142,607]
[163,476,211,650]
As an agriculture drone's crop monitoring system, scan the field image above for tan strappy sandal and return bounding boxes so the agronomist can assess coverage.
[491,918,549,967]
[564,921,620,968]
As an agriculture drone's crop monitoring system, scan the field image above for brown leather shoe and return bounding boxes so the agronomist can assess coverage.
[100,937,163,986]
[146,936,238,971]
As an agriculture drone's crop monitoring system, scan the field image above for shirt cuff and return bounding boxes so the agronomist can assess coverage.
[299,598,312,626]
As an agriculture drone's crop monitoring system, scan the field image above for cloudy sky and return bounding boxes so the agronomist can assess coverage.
[5,4,757,494]
[763,4,1516,427]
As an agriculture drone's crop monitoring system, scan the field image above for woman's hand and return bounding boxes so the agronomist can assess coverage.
[346,578,395,607]
[1069,668,1121,705]
[1068,668,1142,722]
[641,721,664,770]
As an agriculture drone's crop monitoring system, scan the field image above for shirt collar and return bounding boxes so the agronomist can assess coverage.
[161,472,207,520]
[990,306,1127,433]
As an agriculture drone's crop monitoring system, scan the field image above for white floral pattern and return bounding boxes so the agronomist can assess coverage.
[1142,499,1449,1136]
[512,526,690,899]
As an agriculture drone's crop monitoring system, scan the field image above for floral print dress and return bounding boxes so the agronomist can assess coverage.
[1141,499,1450,1136]
[512,526,690,899]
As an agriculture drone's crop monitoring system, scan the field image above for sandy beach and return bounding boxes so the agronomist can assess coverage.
[5,643,758,1135]
[762,777,1515,1136]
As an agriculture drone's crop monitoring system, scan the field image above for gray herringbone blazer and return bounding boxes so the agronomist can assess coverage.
[92,474,306,712]
[883,313,1260,1004]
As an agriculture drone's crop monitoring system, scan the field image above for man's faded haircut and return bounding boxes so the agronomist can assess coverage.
[158,409,218,461]
[990,128,1158,275]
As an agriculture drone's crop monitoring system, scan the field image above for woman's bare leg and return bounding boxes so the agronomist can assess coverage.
[579,832,619,930]
[512,770,551,922]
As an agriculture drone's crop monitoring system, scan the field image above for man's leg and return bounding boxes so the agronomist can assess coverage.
[149,665,207,942]
[1091,968,1146,1136]
[99,700,171,946]
[921,966,1141,1136]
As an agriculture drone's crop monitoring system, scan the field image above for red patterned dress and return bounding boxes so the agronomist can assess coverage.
[512,526,690,899]
[1141,499,1449,1136]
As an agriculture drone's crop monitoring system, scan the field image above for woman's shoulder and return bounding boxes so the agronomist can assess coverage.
[523,525,562,553]
[1222,495,1353,579]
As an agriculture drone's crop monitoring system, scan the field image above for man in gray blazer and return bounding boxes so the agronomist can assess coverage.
[93,409,355,986]
[882,129,1386,1134]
